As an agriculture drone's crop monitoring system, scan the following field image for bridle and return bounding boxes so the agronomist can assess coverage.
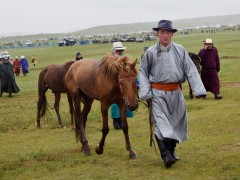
[118,71,137,107]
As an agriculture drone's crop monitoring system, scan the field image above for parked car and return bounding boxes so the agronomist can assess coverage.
[0,51,10,60]
[126,37,136,42]
[58,41,65,47]
[136,37,144,42]
[100,39,109,43]
[110,38,119,42]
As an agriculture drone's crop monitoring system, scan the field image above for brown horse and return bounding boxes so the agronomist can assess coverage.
[64,54,138,159]
[37,60,75,129]
[188,52,201,99]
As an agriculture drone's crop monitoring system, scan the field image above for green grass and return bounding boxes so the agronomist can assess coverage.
[0,31,240,179]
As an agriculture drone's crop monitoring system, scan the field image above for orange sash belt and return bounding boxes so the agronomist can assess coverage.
[151,82,180,91]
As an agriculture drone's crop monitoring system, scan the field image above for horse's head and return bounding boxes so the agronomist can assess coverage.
[188,52,201,73]
[114,56,138,111]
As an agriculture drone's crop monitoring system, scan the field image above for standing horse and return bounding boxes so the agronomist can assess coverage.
[64,55,138,159]
[37,60,75,129]
[188,52,201,99]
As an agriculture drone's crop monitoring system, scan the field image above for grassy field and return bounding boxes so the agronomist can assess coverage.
[0,31,240,179]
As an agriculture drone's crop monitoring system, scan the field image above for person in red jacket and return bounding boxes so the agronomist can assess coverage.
[198,38,222,99]
[13,56,21,76]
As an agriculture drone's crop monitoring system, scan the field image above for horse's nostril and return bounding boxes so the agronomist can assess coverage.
[128,104,138,111]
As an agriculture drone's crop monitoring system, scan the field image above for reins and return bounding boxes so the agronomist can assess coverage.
[138,98,158,155]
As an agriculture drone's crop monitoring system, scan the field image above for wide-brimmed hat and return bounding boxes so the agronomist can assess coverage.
[152,20,177,33]
[112,42,126,50]
[204,38,213,44]
[20,55,25,59]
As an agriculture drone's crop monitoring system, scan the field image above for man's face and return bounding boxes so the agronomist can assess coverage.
[115,50,124,56]
[157,29,173,47]
[205,43,213,49]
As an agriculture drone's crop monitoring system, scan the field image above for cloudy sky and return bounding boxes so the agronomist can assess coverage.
[1,0,240,36]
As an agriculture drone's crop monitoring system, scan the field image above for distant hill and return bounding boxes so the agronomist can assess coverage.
[1,14,240,40]
[73,14,240,35]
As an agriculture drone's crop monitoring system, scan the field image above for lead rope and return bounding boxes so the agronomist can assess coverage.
[137,96,157,155]
[147,100,158,155]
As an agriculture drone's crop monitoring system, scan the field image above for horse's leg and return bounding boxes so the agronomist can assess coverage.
[67,93,75,130]
[82,96,94,130]
[120,104,137,159]
[72,93,91,155]
[54,93,65,128]
[95,103,109,155]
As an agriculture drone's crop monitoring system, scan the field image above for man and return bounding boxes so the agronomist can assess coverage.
[0,56,20,97]
[141,46,149,59]
[75,52,83,60]
[139,20,206,168]
[20,55,29,76]
[31,55,37,67]
[13,56,21,76]
[110,42,134,129]
[198,38,222,99]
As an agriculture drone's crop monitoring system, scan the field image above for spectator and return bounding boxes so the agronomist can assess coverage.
[13,56,21,76]
[110,42,134,129]
[20,55,29,76]
[198,38,222,99]
[32,55,37,67]
[75,52,83,60]
[0,56,20,97]
[141,46,149,59]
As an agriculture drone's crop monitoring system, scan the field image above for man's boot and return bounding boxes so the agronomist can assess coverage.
[214,94,222,100]
[155,136,175,168]
[165,139,180,161]
[113,118,120,129]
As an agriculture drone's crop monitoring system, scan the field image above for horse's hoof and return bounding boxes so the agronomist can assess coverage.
[95,144,103,155]
[190,95,194,99]
[61,125,66,129]
[83,146,92,155]
[129,153,137,159]
[129,150,137,159]
[37,125,41,129]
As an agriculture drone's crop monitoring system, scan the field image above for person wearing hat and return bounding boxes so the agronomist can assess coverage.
[20,55,29,76]
[110,42,134,129]
[75,52,83,60]
[13,56,21,76]
[138,20,206,168]
[198,38,222,100]
[0,56,20,97]
[141,46,149,59]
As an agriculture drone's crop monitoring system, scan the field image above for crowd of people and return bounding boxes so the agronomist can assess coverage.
[1,20,223,169]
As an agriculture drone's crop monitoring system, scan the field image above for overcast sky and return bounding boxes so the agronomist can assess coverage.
[1,0,240,36]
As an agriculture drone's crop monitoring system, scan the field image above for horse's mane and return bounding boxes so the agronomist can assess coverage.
[99,54,136,80]
[62,60,75,68]
[64,60,75,66]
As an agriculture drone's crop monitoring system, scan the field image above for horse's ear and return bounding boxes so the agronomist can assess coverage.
[131,58,137,69]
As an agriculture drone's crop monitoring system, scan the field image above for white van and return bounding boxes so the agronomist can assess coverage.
[0,51,10,60]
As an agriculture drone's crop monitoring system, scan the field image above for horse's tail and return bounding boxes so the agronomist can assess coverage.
[37,68,48,118]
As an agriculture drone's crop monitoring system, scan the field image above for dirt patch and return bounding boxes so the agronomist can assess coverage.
[221,56,240,59]
[221,82,240,87]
